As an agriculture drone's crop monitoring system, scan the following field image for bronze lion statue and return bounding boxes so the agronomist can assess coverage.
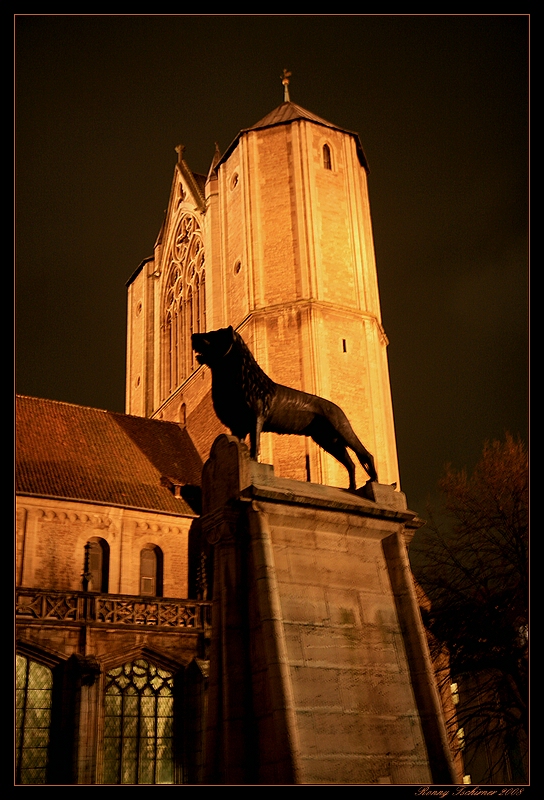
[192,326,378,490]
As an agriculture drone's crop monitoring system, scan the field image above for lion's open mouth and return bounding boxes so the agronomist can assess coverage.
[192,334,210,364]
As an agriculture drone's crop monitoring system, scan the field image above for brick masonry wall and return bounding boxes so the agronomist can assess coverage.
[17,498,191,598]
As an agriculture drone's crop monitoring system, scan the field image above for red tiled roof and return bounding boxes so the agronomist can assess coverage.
[16,396,203,516]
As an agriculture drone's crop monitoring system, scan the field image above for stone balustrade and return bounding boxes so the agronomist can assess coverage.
[16,587,211,631]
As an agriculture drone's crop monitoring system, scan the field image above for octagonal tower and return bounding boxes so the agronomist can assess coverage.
[126,96,399,490]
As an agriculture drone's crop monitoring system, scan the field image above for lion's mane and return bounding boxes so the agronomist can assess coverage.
[233,331,276,418]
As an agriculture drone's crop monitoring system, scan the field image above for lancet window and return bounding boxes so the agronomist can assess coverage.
[162,213,206,398]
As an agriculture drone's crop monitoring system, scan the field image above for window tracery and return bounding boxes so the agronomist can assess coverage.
[162,213,206,397]
[102,659,176,785]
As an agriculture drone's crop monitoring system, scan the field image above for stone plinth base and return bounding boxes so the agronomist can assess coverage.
[200,435,458,785]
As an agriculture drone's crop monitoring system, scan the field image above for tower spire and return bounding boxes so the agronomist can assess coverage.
[281,69,292,102]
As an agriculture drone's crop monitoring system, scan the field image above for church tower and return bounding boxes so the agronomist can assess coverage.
[126,81,400,490]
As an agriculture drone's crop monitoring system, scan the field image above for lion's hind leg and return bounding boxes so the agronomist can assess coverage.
[353,447,377,483]
[319,403,378,484]
[309,424,357,492]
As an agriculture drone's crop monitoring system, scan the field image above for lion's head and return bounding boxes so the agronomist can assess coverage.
[192,327,235,367]
[192,327,276,418]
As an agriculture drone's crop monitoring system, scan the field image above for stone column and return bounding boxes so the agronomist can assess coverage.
[200,437,258,784]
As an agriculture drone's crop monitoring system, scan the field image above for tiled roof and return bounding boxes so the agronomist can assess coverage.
[192,172,207,195]
[16,396,203,516]
[218,101,369,172]
[250,102,337,130]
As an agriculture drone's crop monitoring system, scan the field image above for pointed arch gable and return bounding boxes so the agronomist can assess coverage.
[161,158,206,248]
[98,644,186,675]
[175,159,206,213]
[16,638,69,670]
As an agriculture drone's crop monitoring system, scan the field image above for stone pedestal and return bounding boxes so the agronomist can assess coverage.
[200,435,458,785]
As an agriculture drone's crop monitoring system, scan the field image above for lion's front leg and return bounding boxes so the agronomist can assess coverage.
[250,416,264,461]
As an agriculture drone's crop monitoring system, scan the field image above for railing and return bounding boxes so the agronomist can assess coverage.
[16,587,212,631]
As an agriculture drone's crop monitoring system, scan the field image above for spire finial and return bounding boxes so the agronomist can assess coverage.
[281,69,292,102]
[175,144,185,164]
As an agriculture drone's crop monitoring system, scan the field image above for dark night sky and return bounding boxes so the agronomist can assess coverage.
[15,15,529,517]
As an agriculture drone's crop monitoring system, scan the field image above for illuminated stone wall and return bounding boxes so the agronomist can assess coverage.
[16,496,191,598]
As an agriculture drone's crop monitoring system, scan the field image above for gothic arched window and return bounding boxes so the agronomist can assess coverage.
[187,286,194,372]
[163,266,183,396]
[16,655,53,784]
[140,545,163,597]
[323,143,332,170]
[102,659,177,784]
[162,213,205,398]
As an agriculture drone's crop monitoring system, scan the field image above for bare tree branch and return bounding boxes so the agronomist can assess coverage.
[410,434,528,784]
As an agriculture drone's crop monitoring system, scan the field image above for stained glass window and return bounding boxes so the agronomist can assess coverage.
[102,659,176,784]
[16,655,53,784]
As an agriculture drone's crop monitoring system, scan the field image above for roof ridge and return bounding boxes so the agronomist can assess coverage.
[16,394,111,414]
[15,394,193,429]
[16,395,203,513]
[249,100,336,131]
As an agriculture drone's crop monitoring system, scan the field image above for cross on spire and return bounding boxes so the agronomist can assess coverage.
[281,69,292,102]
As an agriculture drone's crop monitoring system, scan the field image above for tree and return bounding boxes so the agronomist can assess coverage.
[410,434,528,784]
